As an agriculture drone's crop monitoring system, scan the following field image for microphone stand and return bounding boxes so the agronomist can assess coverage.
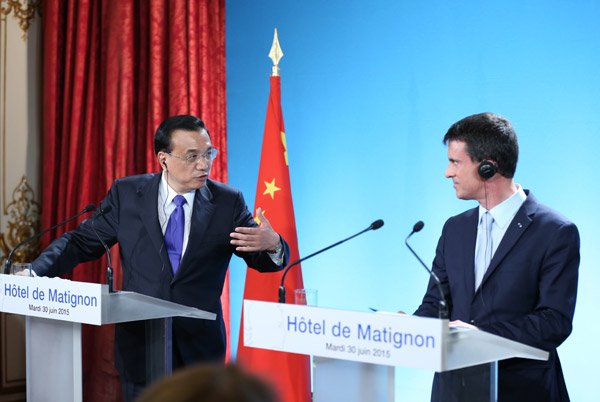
[90,205,115,293]
[4,204,95,275]
[405,221,449,319]
[278,220,384,303]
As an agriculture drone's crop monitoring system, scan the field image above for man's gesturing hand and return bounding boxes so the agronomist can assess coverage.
[230,208,280,252]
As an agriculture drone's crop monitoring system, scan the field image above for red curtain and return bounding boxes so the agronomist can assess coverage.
[42,1,227,400]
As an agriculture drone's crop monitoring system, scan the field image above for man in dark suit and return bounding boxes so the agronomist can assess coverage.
[32,115,290,401]
[414,113,579,401]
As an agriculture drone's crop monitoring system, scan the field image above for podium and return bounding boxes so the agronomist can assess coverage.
[242,300,548,402]
[0,274,216,402]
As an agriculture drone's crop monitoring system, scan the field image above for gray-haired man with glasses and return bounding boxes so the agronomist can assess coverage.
[32,114,290,401]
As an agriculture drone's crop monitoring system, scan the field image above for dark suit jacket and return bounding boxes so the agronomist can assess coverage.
[33,173,290,381]
[414,191,579,402]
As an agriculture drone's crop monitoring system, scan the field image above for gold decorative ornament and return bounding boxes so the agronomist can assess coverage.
[268,28,283,77]
[0,176,41,263]
[0,0,41,38]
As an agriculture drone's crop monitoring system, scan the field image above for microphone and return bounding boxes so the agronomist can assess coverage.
[370,219,384,230]
[405,221,449,319]
[4,203,96,275]
[278,219,384,303]
[90,205,115,293]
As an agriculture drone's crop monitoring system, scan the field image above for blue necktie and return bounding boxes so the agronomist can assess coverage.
[474,211,494,290]
[165,195,186,274]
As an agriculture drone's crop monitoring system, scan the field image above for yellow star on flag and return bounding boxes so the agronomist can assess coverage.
[263,178,281,199]
[281,131,288,166]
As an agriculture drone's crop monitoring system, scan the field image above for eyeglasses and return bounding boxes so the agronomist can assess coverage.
[167,148,218,164]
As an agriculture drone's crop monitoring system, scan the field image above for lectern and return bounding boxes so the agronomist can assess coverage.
[0,274,215,402]
[242,300,548,402]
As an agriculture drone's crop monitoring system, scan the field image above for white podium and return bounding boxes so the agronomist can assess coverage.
[0,274,216,402]
[242,300,548,402]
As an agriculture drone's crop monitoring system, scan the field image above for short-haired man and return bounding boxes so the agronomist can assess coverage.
[414,113,579,401]
[32,115,290,401]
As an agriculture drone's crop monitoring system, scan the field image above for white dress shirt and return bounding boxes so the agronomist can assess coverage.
[475,183,527,264]
[157,173,195,260]
[157,172,283,266]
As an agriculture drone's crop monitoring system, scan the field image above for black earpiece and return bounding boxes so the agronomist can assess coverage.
[162,161,167,167]
[478,160,498,180]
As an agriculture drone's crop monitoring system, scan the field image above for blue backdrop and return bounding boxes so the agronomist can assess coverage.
[225,1,599,400]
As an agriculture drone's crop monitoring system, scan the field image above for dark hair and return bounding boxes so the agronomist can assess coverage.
[154,115,210,155]
[135,363,279,402]
[443,112,519,178]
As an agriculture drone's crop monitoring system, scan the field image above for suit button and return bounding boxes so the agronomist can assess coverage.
[470,319,476,325]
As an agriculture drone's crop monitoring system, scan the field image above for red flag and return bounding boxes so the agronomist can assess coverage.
[236,76,311,402]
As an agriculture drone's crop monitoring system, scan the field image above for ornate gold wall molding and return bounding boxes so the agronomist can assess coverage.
[0,3,41,400]
[0,0,41,38]
[0,176,40,262]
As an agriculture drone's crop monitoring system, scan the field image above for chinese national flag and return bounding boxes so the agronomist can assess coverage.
[236,76,311,402]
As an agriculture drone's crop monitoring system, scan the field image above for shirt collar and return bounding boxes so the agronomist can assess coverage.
[160,172,196,206]
[479,183,526,229]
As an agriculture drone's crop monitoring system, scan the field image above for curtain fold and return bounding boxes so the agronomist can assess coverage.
[42,1,227,400]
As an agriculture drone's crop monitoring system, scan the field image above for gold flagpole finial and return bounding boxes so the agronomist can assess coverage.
[268,28,284,77]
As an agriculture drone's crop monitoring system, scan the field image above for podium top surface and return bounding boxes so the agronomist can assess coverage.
[242,300,548,372]
[0,274,216,325]
[102,290,216,324]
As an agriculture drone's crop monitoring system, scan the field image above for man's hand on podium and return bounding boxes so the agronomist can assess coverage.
[449,320,478,330]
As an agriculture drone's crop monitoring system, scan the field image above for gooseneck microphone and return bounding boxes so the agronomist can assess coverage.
[4,203,96,274]
[278,219,384,303]
[90,205,115,293]
[405,221,449,319]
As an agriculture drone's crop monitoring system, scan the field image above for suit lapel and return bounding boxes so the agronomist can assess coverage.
[463,209,478,302]
[174,183,216,280]
[139,174,172,273]
[478,195,537,289]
